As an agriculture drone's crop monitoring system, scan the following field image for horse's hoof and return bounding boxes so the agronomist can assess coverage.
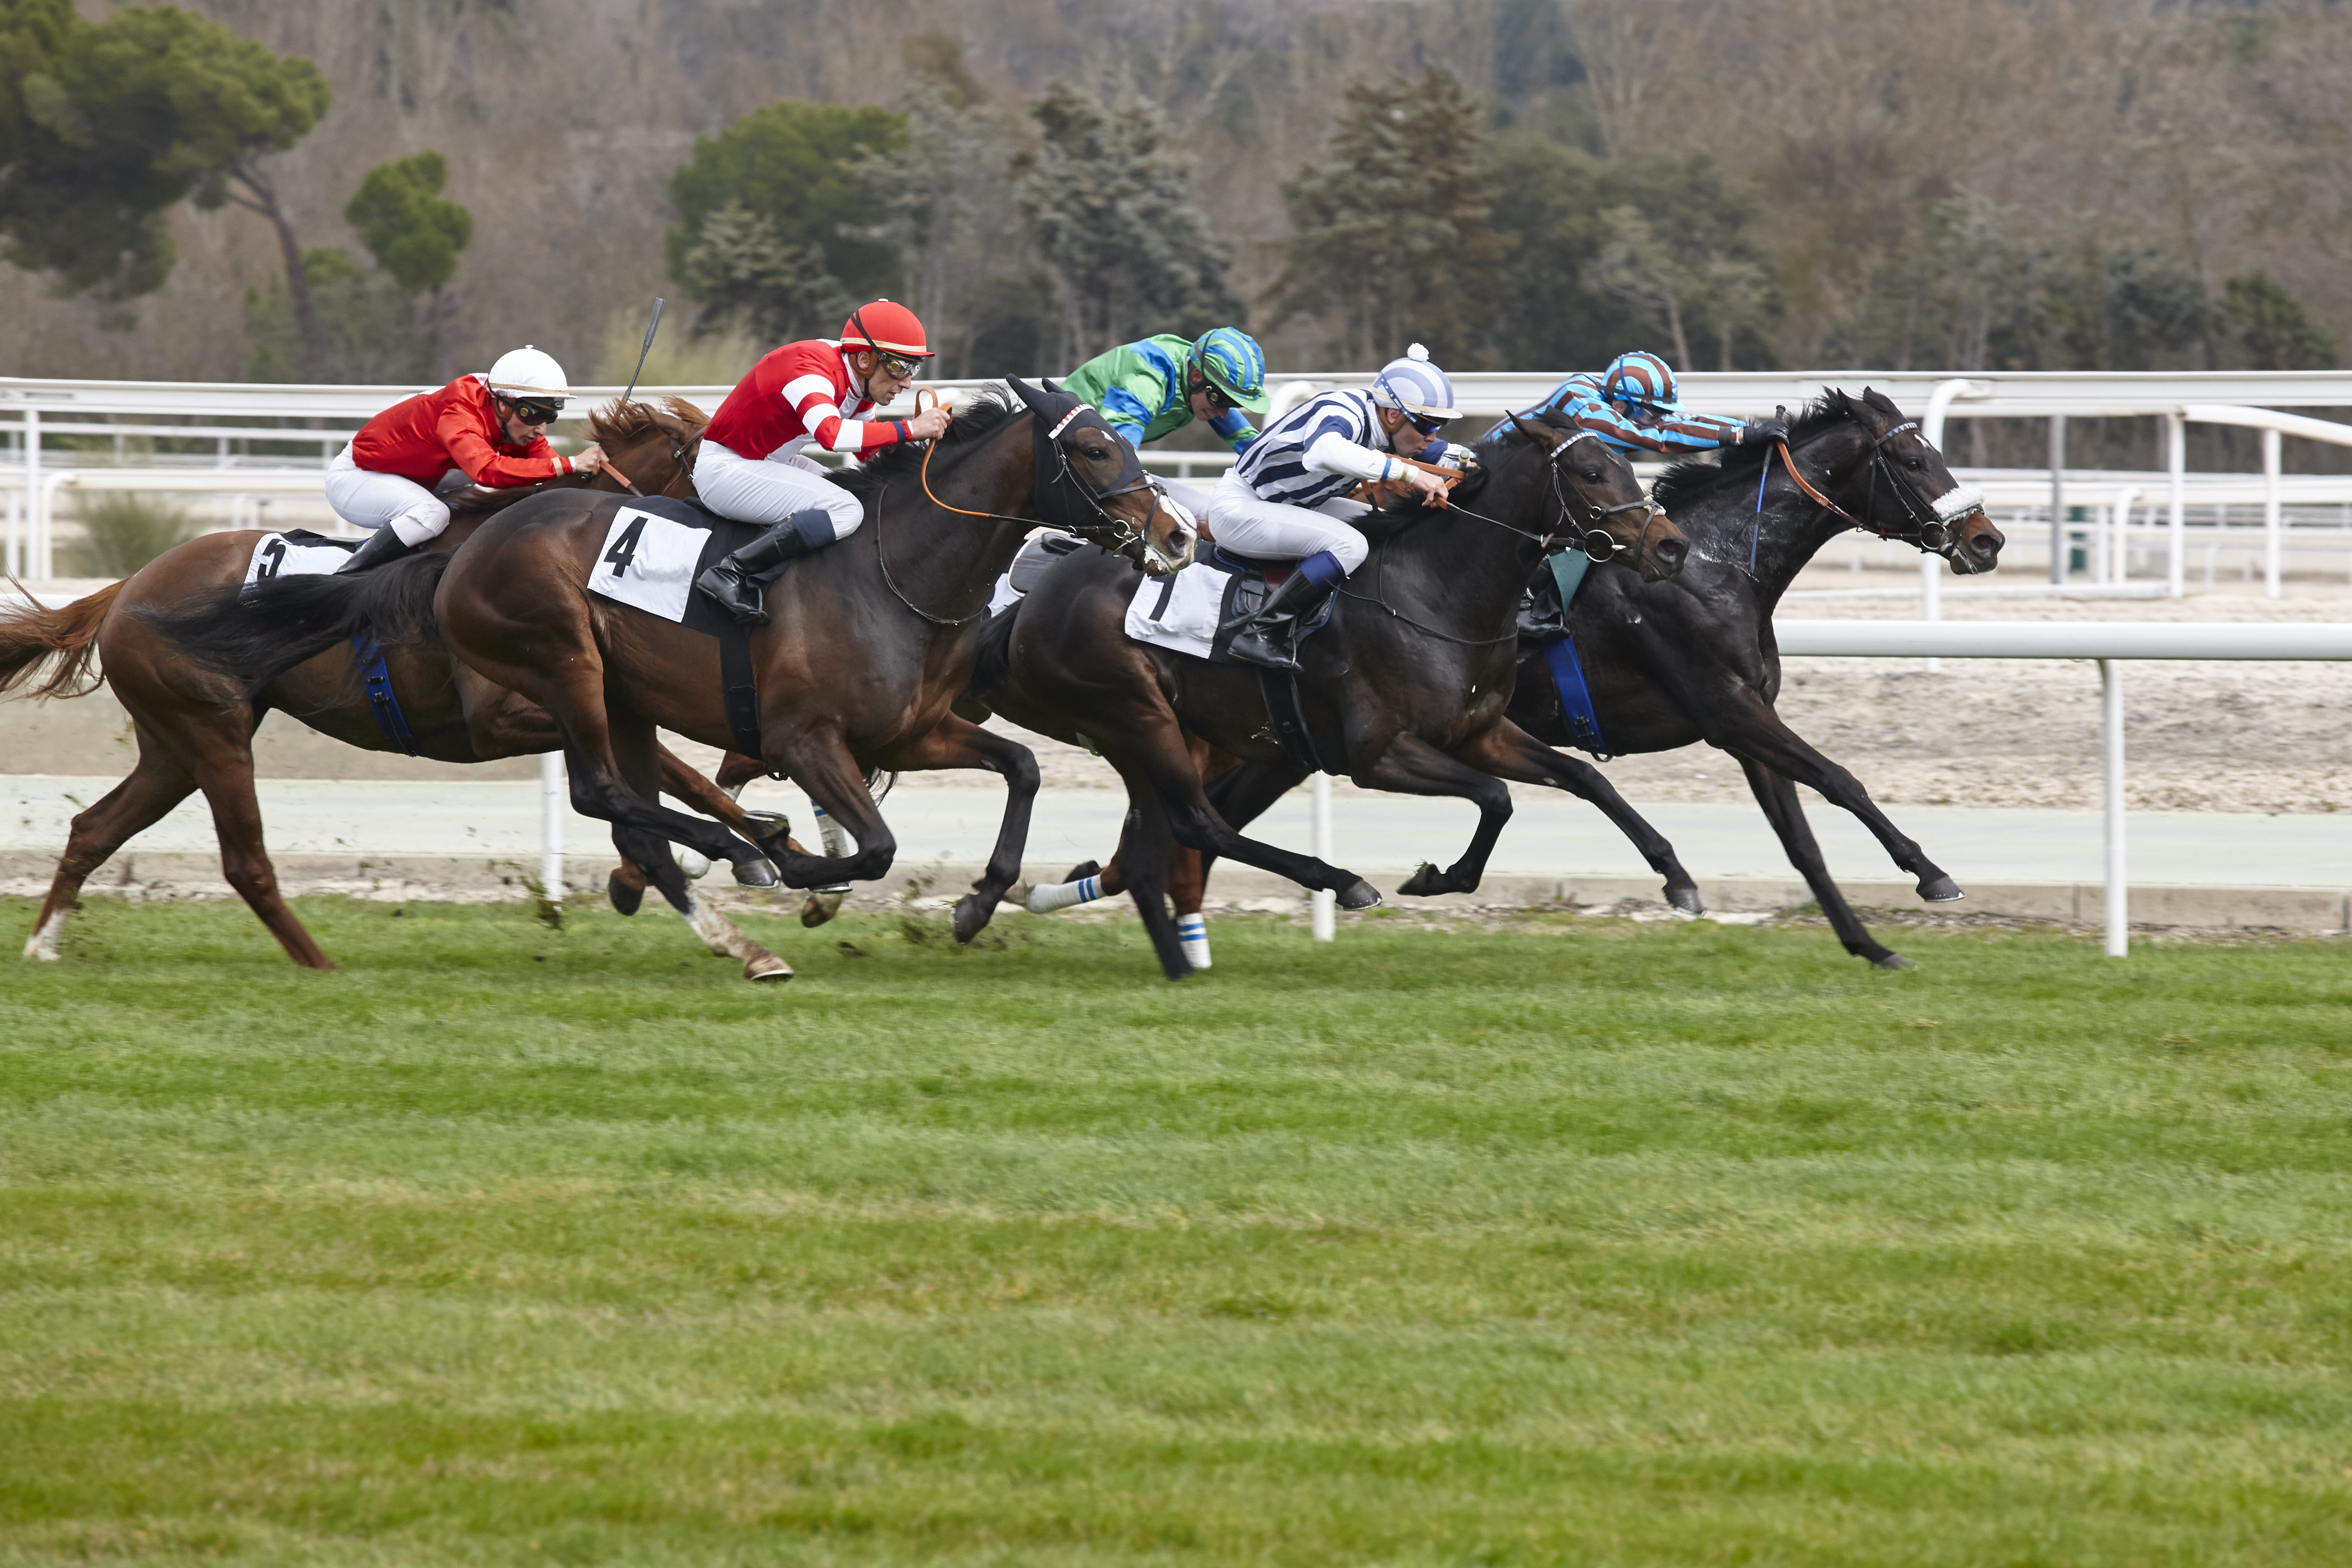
[800,890,845,928]
[607,871,645,918]
[744,953,794,982]
[1397,862,1442,898]
[743,810,791,847]
[676,847,712,880]
[1917,875,1963,902]
[1064,859,1101,883]
[1337,879,1383,911]
[733,858,779,889]
[951,892,996,945]
[1872,952,1918,971]
[1666,884,1705,915]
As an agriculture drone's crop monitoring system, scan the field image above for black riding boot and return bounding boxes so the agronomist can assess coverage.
[335,527,417,574]
[694,510,830,628]
[1221,569,1335,673]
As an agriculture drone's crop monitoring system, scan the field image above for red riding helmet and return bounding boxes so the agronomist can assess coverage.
[839,299,934,359]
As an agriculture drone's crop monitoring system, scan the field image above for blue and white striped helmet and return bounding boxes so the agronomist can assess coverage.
[1369,343,1459,421]
[1602,350,1677,414]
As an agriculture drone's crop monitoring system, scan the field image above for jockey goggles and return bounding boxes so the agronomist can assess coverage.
[866,349,921,380]
[1406,411,1449,436]
[506,397,564,426]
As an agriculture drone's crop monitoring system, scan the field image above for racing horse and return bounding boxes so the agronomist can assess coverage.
[0,398,779,970]
[1091,388,2007,972]
[148,380,1190,976]
[971,409,1694,980]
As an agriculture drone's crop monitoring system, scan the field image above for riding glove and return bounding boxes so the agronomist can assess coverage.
[1739,417,1790,446]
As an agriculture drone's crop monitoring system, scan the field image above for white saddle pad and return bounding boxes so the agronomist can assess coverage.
[243,531,356,586]
[586,506,713,624]
[1123,558,1235,659]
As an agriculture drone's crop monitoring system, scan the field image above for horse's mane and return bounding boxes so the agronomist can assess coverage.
[828,392,1019,501]
[1350,409,1542,540]
[586,394,708,445]
[1650,393,1854,511]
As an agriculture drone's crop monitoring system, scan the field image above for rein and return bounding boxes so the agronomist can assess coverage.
[1748,413,1982,573]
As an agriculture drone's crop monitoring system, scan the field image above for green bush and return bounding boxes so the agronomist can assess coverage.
[59,492,197,578]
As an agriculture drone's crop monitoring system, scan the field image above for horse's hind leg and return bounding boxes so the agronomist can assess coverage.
[168,718,334,969]
[610,718,789,982]
[1454,722,1703,913]
[24,729,197,961]
[1738,755,1912,969]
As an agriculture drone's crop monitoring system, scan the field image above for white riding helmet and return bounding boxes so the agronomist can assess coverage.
[484,345,572,404]
[1369,343,1459,421]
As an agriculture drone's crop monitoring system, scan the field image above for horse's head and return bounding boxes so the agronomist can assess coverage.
[1007,378,1194,576]
[586,396,710,500]
[1502,412,1689,582]
[1825,388,2005,576]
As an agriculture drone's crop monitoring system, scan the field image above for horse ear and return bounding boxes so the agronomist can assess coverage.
[1006,377,1050,416]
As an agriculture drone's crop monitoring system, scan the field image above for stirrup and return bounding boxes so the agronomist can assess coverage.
[694,563,770,628]
[1226,619,1300,672]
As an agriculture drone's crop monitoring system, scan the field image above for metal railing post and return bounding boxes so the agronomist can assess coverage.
[2047,414,2068,583]
[2262,427,2283,599]
[1311,772,1335,941]
[22,407,38,582]
[2166,411,2187,597]
[2101,659,2127,956]
[540,751,565,911]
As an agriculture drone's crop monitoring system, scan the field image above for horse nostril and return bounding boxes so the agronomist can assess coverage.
[1655,537,1688,564]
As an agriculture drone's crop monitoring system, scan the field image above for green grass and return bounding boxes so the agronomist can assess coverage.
[3,895,2348,1566]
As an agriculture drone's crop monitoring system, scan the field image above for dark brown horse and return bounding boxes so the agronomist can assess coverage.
[149,381,1188,977]
[973,411,1693,979]
[1096,388,2008,972]
[0,399,779,969]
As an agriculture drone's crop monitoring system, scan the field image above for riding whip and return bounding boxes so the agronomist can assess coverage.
[620,297,665,409]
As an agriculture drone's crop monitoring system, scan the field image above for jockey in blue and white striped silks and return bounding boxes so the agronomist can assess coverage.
[1518,350,1783,459]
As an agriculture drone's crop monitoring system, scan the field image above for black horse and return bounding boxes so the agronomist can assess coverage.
[975,410,1694,979]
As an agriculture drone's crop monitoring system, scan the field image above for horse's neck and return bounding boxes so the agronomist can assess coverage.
[870,426,1037,621]
[1369,471,1545,607]
[1691,443,1872,608]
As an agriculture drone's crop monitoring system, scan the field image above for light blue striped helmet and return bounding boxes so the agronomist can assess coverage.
[1189,327,1269,415]
[1370,343,1459,421]
[1603,350,1677,414]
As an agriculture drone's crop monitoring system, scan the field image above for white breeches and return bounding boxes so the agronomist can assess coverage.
[325,444,467,546]
[694,441,865,542]
[1204,469,1371,573]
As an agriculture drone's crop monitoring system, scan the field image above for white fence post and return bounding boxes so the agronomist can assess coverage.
[2101,659,2127,956]
[22,407,38,582]
[1311,772,1334,942]
[540,751,564,910]
[2166,412,2187,598]
[2262,427,2283,599]
[2047,414,2067,584]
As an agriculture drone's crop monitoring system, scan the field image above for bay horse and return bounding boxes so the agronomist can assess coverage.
[1095,388,2007,972]
[972,410,1695,979]
[148,380,1189,977]
[0,398,780,969]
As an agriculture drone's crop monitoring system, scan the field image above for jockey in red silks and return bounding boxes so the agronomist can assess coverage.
[691,298,953,627]
[326,346,606,574]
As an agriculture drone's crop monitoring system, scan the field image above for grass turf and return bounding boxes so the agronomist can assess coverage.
[1,893,2347,1566]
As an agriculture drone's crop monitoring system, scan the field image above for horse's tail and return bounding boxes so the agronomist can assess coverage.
[138,553,453,700]
[963,600,1021,702]
[0,580,122,700]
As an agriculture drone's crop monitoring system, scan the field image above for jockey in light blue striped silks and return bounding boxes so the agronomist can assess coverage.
[1208,343,1469,672]
[1518,350,1787,458]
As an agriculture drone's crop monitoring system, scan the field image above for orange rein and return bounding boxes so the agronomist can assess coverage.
[913,388,999,519]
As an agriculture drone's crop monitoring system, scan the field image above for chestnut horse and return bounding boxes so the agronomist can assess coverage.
[0,399,776,968]
[972,411,1694,979]
[149,380,1189,978]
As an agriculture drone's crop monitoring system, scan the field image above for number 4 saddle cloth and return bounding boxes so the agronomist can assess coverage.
[586,497,771,637]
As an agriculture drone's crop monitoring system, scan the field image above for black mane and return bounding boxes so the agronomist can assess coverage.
[1650,393,1855,512]
[1353,407,1566,538]
[828,391,1019,501]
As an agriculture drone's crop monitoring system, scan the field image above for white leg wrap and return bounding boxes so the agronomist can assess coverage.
[23,907,69,961]
[676,847,713,880]
[1177,912,1212,969]
[813,804,853,893]
[1027,874,1104,915]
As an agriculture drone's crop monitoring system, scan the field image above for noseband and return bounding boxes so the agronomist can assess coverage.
[1544,428,1665,562]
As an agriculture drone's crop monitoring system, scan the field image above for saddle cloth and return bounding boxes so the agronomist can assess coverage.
[585,497,764,636]
[1123,546,1334,664]
[243,529,356,585]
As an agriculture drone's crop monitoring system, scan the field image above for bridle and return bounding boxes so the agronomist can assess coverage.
[1756,408,1986,565]
[1487,414,1666,563]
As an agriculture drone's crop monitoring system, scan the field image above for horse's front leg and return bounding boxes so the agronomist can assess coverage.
[769,730,900,891]
[1695,691,1961,901]
[876,713,1040,943]
[1352,731,1515,898]
[1736,755,1913,969]
[1453,720,1703,913]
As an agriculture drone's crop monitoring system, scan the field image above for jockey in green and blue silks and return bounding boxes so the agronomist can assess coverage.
[1061,328,1271,453]
[1518,350,1787,457]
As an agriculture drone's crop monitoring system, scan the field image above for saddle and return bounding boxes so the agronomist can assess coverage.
[1205,545,1336,664]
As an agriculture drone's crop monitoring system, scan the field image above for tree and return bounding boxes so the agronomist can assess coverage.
[0,5,331,370]
[1015,78,1240,368]
[667,100,905,340]
[346,151,472,380]
[1272,69,1501,368]
[2221,271,2337,370]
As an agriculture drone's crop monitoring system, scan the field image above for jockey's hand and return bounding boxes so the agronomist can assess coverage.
[906,405,953,442]
[1404,464,1450,502]
[570,442,607,476]
[1740,417,1789,446]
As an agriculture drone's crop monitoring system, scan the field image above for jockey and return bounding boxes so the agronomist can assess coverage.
[1061,327,1270,455]
[327,346,605,573]
[1518,349,1786,457]
[692,298,951,627]
[1208,344,1463,672]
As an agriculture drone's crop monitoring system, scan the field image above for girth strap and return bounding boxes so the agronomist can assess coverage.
[351,634,419,756]
[1542,631,1609,758]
